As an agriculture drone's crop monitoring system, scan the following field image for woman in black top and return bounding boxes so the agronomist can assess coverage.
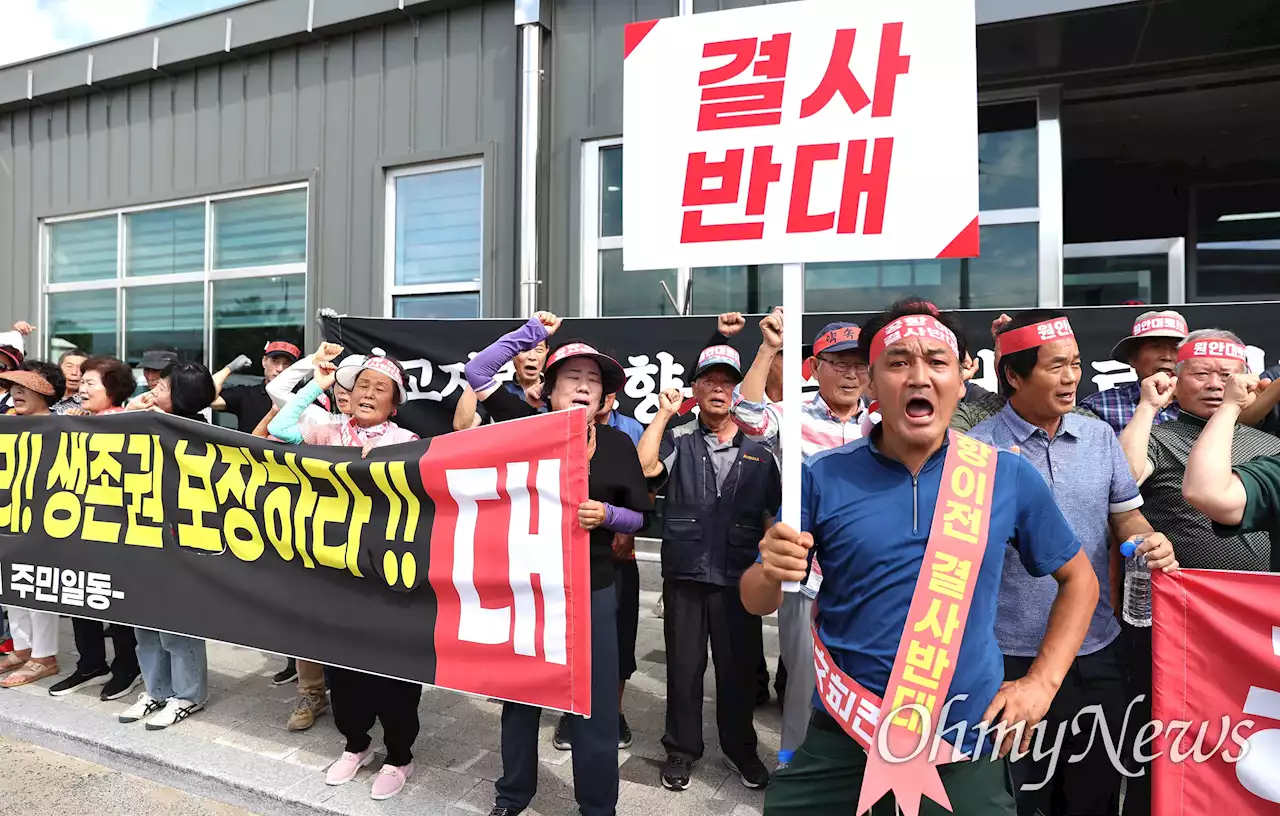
[466,312,652,816]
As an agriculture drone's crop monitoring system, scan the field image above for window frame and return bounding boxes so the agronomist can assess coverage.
[580,89,1062,316]
[580,137,625,317]
[37,181,309,366]
[382,157,486,319]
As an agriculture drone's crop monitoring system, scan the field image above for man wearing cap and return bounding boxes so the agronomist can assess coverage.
[137,348,180,391]
[1080,310,1189,435]
[731,308,870,769]
[211,340,302,434]
[637,342,780,793]
[1113,328,1278,815]
[743,298,1098,815]
[971,310,1178,816]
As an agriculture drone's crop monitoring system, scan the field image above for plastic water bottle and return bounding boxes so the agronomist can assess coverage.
[1120,536,1151,628]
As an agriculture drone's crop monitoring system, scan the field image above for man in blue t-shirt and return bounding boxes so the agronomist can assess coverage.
[741,298,1099,815]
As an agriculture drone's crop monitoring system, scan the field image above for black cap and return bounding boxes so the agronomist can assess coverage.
[139,349,180,371]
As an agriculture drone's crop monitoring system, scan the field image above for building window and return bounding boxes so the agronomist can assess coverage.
[582,99,1047,316]
[384,160,484,318]
[1192,182,1280,301]
[41,184,308,377]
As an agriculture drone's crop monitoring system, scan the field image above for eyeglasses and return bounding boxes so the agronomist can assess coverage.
[815,356,868,374]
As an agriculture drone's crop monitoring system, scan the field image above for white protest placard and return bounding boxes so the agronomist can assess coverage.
[622,0,979,270]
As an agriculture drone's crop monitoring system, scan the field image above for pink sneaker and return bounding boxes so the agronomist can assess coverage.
[370,762,413,800]
[325,749,375,786]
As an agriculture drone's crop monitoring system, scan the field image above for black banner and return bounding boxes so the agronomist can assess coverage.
[0,414,441,683]
[0,410,596,715]
[321,304,1280,440]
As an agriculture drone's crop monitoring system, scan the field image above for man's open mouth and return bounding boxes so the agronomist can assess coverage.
[1055,389,1076,402]
[905,397,934,419]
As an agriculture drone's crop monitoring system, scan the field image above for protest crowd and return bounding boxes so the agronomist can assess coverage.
[1,295,1279,816]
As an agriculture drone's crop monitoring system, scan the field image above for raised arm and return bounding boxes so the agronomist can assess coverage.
[1239,375,1280,428]
[209,354,253,410]
[465,312,560,401]
[638,388,680,478]
[453,385,484,430]
[269,343,340,409]
[267,361,334,444]
[1183,373,1257,525]
[1118,373,1174,484]
[733,309,784,441]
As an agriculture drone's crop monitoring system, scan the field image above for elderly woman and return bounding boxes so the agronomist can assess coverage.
[119,362,217,730]
[269,351,421,801]
[466,312,653,816]
[49,356,146,703]
[0,362,65,688]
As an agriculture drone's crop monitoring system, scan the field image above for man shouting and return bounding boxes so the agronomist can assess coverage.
[741,298,1098,815]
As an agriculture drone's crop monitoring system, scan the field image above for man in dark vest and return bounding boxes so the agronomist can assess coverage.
[638,343,780,793]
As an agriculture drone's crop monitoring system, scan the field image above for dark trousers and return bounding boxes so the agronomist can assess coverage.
[72,618,139,679]
[328,668,422,767]
[615,558,639,681]
[1004,637,1129,816]
[1120,624,1152,816]
[764,711,1016,815]
[497,586,619,816]
[661,579,761,766]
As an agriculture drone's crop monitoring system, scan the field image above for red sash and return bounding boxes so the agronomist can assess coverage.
[811,430,998,816]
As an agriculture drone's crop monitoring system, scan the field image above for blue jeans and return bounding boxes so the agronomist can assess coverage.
[134,629,208,704]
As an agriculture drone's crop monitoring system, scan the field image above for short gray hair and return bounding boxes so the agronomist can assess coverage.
[1175,329,1245,373]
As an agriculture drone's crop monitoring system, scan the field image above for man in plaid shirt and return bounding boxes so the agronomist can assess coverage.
[1080,309,1188,434]
[731,309,871,770]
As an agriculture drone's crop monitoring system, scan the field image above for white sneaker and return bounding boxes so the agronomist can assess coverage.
[119,692,164,724]
[145,698,203,730]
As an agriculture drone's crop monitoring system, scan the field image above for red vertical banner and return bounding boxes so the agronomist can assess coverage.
[1152,570,1280,814]
[421,409,593,715]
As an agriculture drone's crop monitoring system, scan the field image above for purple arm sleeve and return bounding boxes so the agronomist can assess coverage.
[603,502,645,534]
[464,317,549,396]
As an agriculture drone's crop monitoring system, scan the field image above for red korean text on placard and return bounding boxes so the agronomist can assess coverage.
[681,146,783,242]
[679,23,912,246]
[801,23,911,119]
[697,34,792,132]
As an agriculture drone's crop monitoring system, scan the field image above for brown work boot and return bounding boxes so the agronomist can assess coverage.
[286,691,329,731]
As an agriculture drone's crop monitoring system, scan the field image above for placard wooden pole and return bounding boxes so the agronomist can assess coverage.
[780,261,803,593]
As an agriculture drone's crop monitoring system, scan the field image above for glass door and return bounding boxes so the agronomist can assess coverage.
[1063,239,1185,306]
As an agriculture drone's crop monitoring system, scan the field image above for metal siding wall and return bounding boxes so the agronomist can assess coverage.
[546,0,679,316]
[0,0,519,335]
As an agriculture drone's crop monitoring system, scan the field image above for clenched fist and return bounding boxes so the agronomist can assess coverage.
[578,500,606,531]
[718,312,746,338]
[1139,372,1177,410]
[759,522,813,585]
[657,387,683,416]
[1225,372,1260,410]
[533,311,563,336]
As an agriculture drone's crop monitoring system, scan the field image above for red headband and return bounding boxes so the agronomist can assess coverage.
[1132,316,1187,338]
[1177,338,1247,364]
[868,315,959,366]
[997,318,1075,356]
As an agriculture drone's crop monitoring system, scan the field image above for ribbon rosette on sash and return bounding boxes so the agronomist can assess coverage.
[811,430,998,816]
